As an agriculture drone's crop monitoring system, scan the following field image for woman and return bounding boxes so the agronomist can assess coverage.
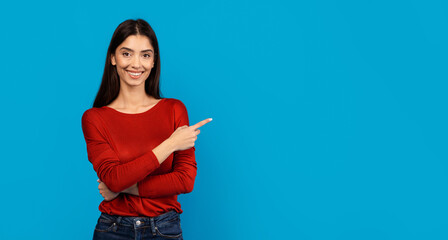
[81,19,211,240]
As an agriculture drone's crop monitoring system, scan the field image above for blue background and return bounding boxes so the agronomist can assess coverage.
[0,0,447,239]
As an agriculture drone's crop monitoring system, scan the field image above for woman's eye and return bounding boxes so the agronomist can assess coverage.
[122,52,130,57]
[143,54,151,58]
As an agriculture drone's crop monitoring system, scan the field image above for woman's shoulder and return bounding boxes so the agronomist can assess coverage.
[163,98,187,109]
[81,107,106,124]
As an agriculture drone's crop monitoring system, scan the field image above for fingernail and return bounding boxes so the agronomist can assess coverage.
[209,118,213,121]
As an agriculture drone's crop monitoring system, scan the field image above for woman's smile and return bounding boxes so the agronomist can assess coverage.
[127,70,144,79]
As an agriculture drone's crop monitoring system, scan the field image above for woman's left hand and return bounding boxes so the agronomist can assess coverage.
[97,179,119,201]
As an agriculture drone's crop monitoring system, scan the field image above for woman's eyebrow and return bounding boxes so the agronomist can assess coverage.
[119,47,153,53]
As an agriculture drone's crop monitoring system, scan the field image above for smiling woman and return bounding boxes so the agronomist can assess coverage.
[111,36,154,84]
[93,19,162,108]
[81,19,212,240]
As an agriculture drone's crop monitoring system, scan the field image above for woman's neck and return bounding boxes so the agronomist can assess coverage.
[109,84,155,109]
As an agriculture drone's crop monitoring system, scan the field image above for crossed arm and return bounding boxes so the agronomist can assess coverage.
[98,146,197,201]
[97,179,136,201]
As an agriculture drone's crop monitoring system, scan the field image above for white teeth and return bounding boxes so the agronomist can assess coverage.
[128,71,142,76]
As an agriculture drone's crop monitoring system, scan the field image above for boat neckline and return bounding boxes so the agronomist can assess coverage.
[101,98,166,116]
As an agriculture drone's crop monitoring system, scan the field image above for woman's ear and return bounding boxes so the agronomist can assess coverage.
[111,54,116,66]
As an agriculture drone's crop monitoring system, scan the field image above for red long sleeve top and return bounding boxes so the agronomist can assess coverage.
[81,98,196,217]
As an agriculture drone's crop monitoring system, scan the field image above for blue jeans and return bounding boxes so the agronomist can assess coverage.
[92,210,183,240]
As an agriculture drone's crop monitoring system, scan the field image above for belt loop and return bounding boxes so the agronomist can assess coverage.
[112,216,122,232]
[150,217,156,236]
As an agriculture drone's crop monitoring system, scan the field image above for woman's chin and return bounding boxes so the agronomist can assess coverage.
[122,79,146,87]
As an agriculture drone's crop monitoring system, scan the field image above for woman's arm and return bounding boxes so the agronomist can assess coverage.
[132,102,209,198]
[136,146,196,198]
[122,183,139,195]
[93,134,178,201]
[98,147,195,200]
[82,110,175,193]
[94,137,178,201]
[97,179,120,201]
[97,179,137,201]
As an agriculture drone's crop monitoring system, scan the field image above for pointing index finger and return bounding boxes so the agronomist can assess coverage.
[191,118,213,130]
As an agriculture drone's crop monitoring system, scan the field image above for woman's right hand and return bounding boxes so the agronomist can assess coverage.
[97,179,119,201]
[169,118,212,151]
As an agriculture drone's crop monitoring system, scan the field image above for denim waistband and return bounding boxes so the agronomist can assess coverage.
[98,210,180,229]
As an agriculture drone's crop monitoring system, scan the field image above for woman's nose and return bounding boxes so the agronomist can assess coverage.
[131,55,141,68]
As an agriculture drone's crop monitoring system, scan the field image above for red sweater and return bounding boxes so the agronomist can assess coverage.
[81,98,196,217]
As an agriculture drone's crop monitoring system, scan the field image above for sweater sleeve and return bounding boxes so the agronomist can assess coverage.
[81,109,161,193]
[137,101,197,198]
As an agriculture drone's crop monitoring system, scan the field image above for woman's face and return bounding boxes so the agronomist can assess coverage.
[111,35,155,87]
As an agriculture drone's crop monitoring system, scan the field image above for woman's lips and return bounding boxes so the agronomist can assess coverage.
[127,71,143,79]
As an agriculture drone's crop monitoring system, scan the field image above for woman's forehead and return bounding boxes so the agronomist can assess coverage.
[119,35,154,51]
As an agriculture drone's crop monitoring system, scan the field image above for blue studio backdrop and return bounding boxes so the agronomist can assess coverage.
[0,0,447,239]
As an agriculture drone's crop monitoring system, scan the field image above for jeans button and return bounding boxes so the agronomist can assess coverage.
[136,220,141,225]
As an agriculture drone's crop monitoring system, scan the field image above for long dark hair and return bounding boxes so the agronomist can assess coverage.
[93,19,162,108]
